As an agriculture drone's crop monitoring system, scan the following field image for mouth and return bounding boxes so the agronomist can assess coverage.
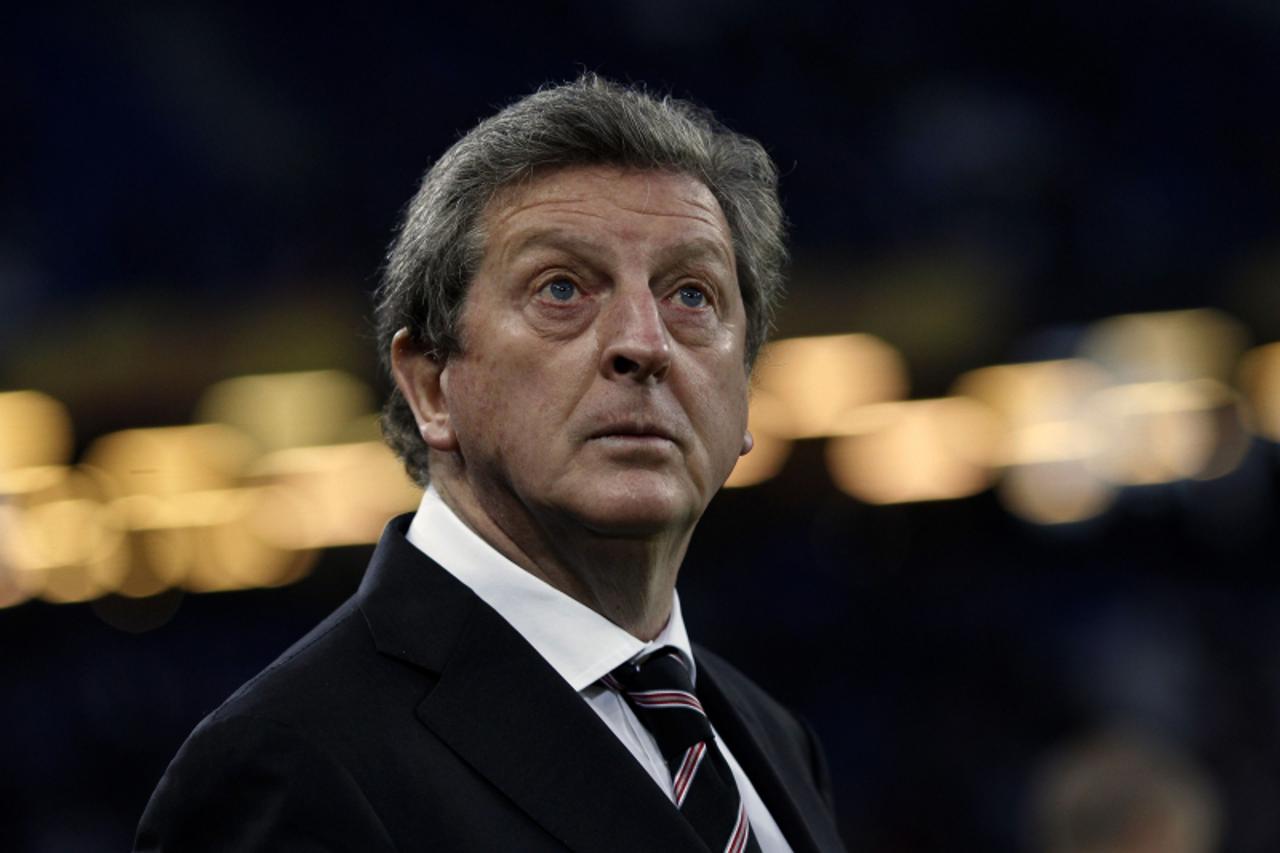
[587,422,680,446]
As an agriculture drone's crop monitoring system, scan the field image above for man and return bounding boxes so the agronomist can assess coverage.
[136,75,847,853]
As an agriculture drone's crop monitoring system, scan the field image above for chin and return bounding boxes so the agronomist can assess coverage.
[564,478,701,538]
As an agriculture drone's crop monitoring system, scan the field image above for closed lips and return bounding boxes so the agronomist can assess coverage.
[589,424,678,443]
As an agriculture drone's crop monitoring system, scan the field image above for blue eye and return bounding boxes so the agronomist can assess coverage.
[545,279,578,301]
[677,286,707,308]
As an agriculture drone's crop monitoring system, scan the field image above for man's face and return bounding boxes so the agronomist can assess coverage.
[439,166,751,538]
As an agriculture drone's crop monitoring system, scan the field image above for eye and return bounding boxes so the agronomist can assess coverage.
[676,285,708,309]
[541,277,579,302]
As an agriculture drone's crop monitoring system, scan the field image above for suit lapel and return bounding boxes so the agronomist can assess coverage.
[696,656,830,853]
[418,604,708,853]
[358,518,706,853]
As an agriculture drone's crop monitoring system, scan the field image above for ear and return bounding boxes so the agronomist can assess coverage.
[390,328,458,451]
[740,430,754,456]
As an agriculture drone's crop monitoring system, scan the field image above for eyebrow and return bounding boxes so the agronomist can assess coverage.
[502,229,735,274]
[654,237,736,274]
[502,230,609,268]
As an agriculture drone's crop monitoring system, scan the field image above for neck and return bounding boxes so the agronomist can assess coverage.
[431,470,690,641]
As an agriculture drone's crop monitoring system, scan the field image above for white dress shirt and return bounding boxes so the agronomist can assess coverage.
[406,486,794,853]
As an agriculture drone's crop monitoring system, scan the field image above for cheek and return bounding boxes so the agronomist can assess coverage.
[446,348,577,461]
[445,359,519,453]
[695,370,751,460]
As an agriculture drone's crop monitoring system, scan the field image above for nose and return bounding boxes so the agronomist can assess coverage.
[599,285,672,383]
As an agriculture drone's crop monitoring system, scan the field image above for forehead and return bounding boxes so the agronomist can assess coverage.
[480,166,734,258]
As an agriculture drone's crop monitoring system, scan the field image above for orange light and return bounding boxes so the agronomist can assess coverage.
[998,461,1116,525]
[953,360,1115,524]
[104,489,317,595]
[0,391,73,471]
[953,361,1111,466]
[954,360,1112,430]
[752,334,909,439]
[180,493,317,593]
[1239,342,1280,441]
[0,466,127,604]
[0,465,74,498]
[0,508,34,608]
[1086,379,1239,485]
[826,397,1001,504]
[246,442,422,549]
[196,370,376,452]
[725,390,793,488]
[724,433,790,489]
[4,498,127,603]
[83,424,256,496]
[1079,308,1248,383]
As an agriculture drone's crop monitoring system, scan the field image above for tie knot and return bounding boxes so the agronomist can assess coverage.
[604,647,712,759]
[609,647,695,693]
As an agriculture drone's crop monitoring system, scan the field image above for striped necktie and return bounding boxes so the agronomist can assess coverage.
[603,647,761,853]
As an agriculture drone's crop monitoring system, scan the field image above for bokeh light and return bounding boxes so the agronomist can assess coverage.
[0,466,127,604]
[84,424,257,497]
[752,334,909,439]
[0,390,74,471]
[196,370,376,451]
[997,462,1118,526]
[1086,379,1242,485]
[245,441,422,550]
[1078,308,1248,384]
[0,373,431,605]
[1239,342,1280,441]
[0,319,1272,595]
[826,397,1002,504]
[725,389,794,488]
[954,359,1114,524]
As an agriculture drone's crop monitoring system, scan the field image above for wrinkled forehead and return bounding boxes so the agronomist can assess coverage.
[477,165,734,252]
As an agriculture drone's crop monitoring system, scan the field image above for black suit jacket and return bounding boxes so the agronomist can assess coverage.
[135,516,847,852]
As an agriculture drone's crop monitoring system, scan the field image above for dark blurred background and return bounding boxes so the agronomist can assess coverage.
[3,1,1280,851]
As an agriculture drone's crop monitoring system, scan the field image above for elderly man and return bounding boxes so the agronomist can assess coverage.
[136,76,847,853]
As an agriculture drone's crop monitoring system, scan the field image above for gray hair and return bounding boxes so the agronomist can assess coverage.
[375,73,787,486]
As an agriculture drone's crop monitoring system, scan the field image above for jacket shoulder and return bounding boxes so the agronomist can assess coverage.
[693,644,807,738]
[694,643,842,837]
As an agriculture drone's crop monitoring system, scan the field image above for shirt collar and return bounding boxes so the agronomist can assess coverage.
[405,486,696,691]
